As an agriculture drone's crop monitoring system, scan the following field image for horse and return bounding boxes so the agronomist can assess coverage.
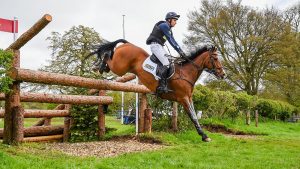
[89,39,225,142]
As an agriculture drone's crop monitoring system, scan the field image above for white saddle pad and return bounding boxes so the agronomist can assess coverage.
[142,57,160,80]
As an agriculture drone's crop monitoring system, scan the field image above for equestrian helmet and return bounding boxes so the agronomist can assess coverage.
[165,12,180,20]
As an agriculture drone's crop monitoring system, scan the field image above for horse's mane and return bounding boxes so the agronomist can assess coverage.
[180,46,209,64]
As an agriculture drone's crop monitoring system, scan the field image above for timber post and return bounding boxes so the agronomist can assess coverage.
[172,102,178,132]
[3,50,23,145]
[63,104,71,142]
[98,91,106,138]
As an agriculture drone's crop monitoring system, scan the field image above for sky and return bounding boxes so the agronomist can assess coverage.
[0,0,298,71]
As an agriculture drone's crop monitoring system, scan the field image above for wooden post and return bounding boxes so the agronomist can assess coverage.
[12,106,24,143]
[172,102,178,132]
[98,91,106,138]
[255,110,258,127]
[144,108,152,133]
[6,14,52,51]
[44,118,51,126]
[63,104,71,142]
[138,93,147,133]
[3,50,23,145]
[246,110,251,125]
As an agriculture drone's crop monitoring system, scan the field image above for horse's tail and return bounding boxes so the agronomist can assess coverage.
[87,39,129,59]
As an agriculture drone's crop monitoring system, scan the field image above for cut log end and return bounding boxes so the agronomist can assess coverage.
[44,14,52,21]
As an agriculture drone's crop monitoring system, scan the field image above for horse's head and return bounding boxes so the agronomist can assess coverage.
[203,46,225,79]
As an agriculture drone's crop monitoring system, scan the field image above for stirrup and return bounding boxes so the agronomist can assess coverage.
[156,86,173,94]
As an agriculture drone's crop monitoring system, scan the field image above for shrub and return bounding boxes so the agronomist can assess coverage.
[255,98,296,120]
[0,49,14,93]
[69,105,99,142]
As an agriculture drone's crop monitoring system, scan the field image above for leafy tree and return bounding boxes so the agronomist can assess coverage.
[0,49,13,93]
[27,25,110,94]
[284,2,300,33]
[185,0,287,95]
[263,28,300,106]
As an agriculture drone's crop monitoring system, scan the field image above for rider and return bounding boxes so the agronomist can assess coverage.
[146,12,187,93]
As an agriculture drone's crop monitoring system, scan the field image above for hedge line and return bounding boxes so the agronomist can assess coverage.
[193,85,298,120]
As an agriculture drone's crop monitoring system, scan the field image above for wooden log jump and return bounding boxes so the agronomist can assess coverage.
[0,125,64,138]
[18,92,113,105]
[12,68,151,93]
[1,13,152,144]
[115,74,136,82]
[0,92,113,105]
[6,14,52,51]
[0,109,69,118]
[22,135,63,142]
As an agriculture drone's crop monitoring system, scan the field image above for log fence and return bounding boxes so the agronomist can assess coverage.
[0,14,152,145]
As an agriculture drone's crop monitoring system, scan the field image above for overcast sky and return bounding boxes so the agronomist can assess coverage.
[0,0,298,71]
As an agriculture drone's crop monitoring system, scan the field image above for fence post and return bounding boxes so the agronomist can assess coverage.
[138,93,147,133]
[98,90,106,138]
[246,110,251,125]
[3,50,23,145]
[144,108,152,133]
[63,104,71,142]
[172,102,178,132]
[255,110,258,127]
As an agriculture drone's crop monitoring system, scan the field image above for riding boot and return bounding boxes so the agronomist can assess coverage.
[157,66,172,93]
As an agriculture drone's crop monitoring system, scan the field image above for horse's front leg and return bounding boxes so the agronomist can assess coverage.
[181,97,211,142]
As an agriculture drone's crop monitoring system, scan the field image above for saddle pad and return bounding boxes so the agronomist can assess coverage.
[142,57,175,80]
[142,57,160,80]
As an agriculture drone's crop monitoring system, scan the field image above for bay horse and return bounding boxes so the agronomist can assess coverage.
[89,39,225,142]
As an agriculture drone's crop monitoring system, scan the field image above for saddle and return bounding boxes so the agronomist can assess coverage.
[142,54,175,80]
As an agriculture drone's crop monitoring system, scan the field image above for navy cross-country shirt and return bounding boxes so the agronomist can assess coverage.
[158,22,181,53]
[146,21,182,54]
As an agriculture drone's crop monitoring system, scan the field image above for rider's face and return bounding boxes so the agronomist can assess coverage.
[170,19,177,27]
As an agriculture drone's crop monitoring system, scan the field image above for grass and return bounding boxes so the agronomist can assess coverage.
[0,117,299,169]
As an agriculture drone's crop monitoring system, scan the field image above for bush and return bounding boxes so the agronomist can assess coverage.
[255,99,296,120]
[70,105,99,142]
[192,84,297,121]
[0,49,14,93]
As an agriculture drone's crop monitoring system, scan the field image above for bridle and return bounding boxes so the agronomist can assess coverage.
[172,46,223,87]
[179,46,221,77]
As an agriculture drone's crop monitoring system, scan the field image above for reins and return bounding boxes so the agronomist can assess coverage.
[171,48,218,87]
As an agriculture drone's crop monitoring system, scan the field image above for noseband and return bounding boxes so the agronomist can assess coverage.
[174,46,222,87]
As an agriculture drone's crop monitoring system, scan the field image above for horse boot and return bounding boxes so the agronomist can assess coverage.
[157,65,172,93]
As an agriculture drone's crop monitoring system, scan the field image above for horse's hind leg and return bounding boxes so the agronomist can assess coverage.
[99,51,111,73]
[181,97,211,142]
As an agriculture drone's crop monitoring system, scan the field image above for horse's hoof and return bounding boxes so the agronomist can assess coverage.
[203,137,212,142]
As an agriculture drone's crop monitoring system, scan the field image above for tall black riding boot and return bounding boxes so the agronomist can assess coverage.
[157,66,172,93]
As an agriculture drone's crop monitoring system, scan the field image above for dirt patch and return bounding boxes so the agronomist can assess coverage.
[45,136,165,158]
[223,134,258,139]
[203,123,262,139]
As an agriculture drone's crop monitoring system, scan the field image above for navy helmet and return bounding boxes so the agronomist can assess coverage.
[165,12,180,20]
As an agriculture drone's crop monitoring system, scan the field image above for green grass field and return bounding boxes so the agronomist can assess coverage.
[0,117,299,169]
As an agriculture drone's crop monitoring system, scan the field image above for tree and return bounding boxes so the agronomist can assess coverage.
[260,3,300,107]
[185,0,286,95]
[263,28,300,106]
[27,25,110,94]
[284,2,300,33]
